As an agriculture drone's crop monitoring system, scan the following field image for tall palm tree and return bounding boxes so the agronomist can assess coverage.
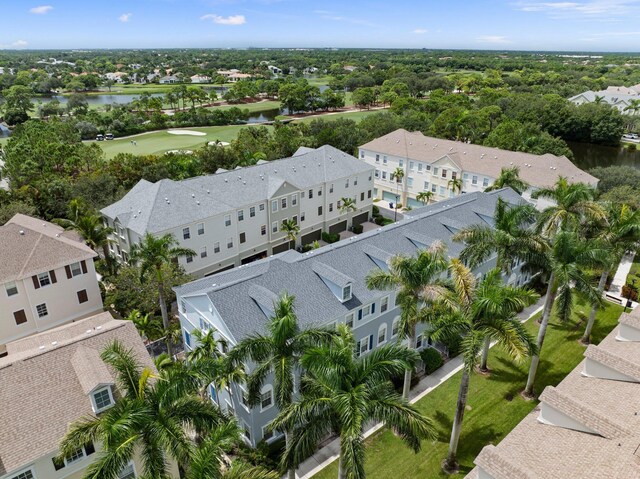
[523,230,608,397]
[59,341,227,479]
[366,242,449,398]
[125,309,162,343]
[280,219,300,250]
[430,262,537,472]
[54,201,114,263]
[392,166,405,220]
[339,197,358,228]
[271,326,435,479]
[130,233,195,357]
[624,98,640,116]
[580,203,640,343]
[453,198,546,370]
[484,166,529,195]
[416,191,434,206]
[533,177,605,236]
[230,293,337,479]
[447,177,463,195]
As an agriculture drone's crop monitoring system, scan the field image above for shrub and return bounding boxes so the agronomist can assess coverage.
[443,334,463,358]
[374,216,386,225]
[321,231,340,244]
[622,283,638,301]
[627,143,637,152]
[372,205,380,215]
[420,347,444,374]
[352,224,363,234]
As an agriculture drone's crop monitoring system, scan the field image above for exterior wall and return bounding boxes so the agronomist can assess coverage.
[538,403,598,435]
[0,260,103,349]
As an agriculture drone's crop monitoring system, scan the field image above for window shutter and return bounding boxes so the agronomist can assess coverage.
[13,310,27,325]
[358,309,363,320]
[32,275,40,289]
[81,260,88,274]
[65,265,72,279]
[49,270,57,284]
[77,289,88,304]
[371,302,376,314]
[369,335,374,350]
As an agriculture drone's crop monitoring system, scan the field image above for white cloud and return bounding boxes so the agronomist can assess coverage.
[200,14,246,25]
[513,0,640,18]
[29,5,53,14]
[476,35,513,44]
[0,40,28,49]
[119,13,132,22]
[412,28,428,34]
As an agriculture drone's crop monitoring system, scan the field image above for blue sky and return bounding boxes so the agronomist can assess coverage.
[1,0,640,51]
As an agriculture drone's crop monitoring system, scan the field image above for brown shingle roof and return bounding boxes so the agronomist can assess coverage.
[0,313,152,475]
[359,129,598,189]
[0,214,96,283]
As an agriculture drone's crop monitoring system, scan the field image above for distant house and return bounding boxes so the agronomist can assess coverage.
[159,75,179,84]
[268,65,282,75]
[343,65,357,72]
[568,90,640,114]
[104,72,127,84]
[0,214,104,354]
[605,85,640,96]
[303,67,319,74]
[228,72,252,83]
[190,74,211,84]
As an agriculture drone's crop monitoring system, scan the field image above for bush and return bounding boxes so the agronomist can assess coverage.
[622,283,638,301]
[420,347,444,374]
[627,143,637,152]
[443,334,463,358]
[374,216,386,225]
[372,205,380,215]
[352,224,363,234]
[321,231,340,244]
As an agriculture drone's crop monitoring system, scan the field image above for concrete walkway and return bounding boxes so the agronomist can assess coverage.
[609,252,635,296]
[294,296,546,479]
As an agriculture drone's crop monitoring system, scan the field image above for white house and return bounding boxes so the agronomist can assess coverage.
[190,74,211,84]
[0,214,104,355]
[568,89,640,114]
[159,75,179,84]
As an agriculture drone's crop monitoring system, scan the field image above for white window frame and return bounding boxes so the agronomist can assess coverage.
[271,200,278,212]
[182,227,190,240]
[227,237,233,249]
[225,214,232,226]
[5,281,18,297]
[345,312,354,328]
[91,385,115,413]
[214,242,220,253]
[37,272,51,287]
[238,209,244,221]
[291,194,297,206]
[9,468,35,479]
[250,206,256,217]
[197,222,205,235]
[342,284,352,302]
[378,324,387,345]
[392,317,400,338]
[70,262,83,277]
[200,247,207,258]
[36,303,48,318]
[272,221,278,233]
[381,296,389,313]
[260,387,274,411]
[118,462,136,479]
[262,425,275,442]
[259,203,265,211]
[261,225,267,236]
[359,337,370,356]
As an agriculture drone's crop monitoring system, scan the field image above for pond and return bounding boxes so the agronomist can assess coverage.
[568,141,640,171]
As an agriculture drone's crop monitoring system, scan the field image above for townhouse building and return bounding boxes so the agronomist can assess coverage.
[0,312,171,479]
[101,146,374,278]
[174,189,531,446]
[0,214,103,355]
[359,129,598,210]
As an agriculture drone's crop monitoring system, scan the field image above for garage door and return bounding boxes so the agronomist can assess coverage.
[272,241,294,255]
[301,229,321,245]
[329,220,347,235]
[352,212,369,227]
[382,190,399,206]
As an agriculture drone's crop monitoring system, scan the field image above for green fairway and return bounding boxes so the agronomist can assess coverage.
[312,300,623,479]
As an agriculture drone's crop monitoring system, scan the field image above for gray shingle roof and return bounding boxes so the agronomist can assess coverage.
[175,189,523,342]
[102,145,372,235]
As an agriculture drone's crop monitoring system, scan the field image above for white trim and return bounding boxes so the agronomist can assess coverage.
[377,323,387,345]
[260,385,274,412]
[91,385,115,413]
[8,466,36,479]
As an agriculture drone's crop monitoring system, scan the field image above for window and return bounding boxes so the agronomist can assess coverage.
[183,227,191,240]
[197,223,205,235]
[407,177,414,187]
[383,156,387,165]
[330,184,334,193]
[378,325,387,345]
[250,206,256,217]
[360,151,365,159]
[261,225,266,236]
[53,443,96,470]
[329,203,334,212]
[184,330,192,348]
[69,262,83,277]
[37,272,51,287]
[201,247,207,258]
[359,336,371,356]
[452,171,457,180]
[118,464,136,479]
[10,469,34,479]
[483,177,489,187]
[272,200,278,212]
[262,426,274,441]
[13,310,27,325]
[375,169,380,178]
[5,281,18,297]
[65,448,85,465]
[272,221,278,233]
[368,190,372,198]
[399,159,404,167]
[382,171,387,180]
[416,334,423,349]
[301,191,305,198]
[260,388,273,410]
[225,214,231,226]
[409,161,414,171]
[392,318,400,337]
[381,296,389,313]
[227,238,233,249]
[214,242,220,253]
[345,179,349,188]
[431,184,437,193]
[243,422,251,441]
[240,232,246,244]
[472,175,478,185]
[186,255,193,264]
[259,203,265,211]
[354,178,358,186]
[291,194,298,206]
[375,154,380,162]
[426,164,431,171]
[36,303,48,318]
[433,167,439,176]
[318,206,323,216]
[301,212,306,222]
[199,316,211,331]
[342,284,352,301]
[361,192,365,201]
[345,313,354,328]
[308,189,313,199]
[442,169,447,178]
[418,163,423,172]
[424,181,429,190]
[238,210,244,221]
[318,188,322,197]
[77,289,88,304]
[92,386,114,412]
[281,197,287,209]
[358,304,372,320]
[439,186,445,196]
[180,300,186,313]
[463,173,468,180]
[292,215,298,225]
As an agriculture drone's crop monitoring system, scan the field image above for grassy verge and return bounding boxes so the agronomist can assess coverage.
[313,300,623,479]
[625,254,640,285]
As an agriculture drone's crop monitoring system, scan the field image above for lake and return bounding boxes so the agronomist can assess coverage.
[568,141,640,171]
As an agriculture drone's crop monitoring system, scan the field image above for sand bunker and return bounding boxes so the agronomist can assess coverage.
[166,129,206,136]
[208,141,230,146]
[166,150,194,155]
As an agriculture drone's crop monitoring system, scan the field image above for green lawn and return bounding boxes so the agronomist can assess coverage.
[313,300,624,479]
[625,255,640,286]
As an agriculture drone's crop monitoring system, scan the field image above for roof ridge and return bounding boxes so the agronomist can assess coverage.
[474,445,535,479]
[584,344,640,382]
[17,231,42,278]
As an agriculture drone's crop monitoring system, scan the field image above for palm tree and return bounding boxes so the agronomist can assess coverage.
[54,201,114,263]
[230,293,337,479]
[533,177,605,236]
[484,166,529,195]
[366,242,449,398]
[429,262,538,472]
[447,177,463,195]
[580,203,640,343]
[125,309,162,343]
[416,191,434,206]
[271,326,435,479]
[339,197,357,228]
[392,166,405,221]
[59,341,227,479]
[130,233,195,357]
[280,219,300,250]
[453,199,546,370]
[523,230,608,397]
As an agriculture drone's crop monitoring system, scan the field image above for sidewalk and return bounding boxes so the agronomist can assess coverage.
[294,296,546,479]
[608,252,635,297]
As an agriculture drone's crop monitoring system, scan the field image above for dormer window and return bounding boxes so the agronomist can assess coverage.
[342,284,352,301]
[91,386,115,413]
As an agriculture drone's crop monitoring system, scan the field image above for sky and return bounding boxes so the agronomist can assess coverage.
[1,0,640,52]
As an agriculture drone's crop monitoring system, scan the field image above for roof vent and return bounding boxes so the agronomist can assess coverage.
[243,181,246,185]
[167,200,171,204]
[138,210,141,214]
[42,223,46,226]
[225,178,228,183]
[86,329,92,334]
[55,233,60,237]
[191,193,195,198]
[39,345,46,350]
[51,341,58,346]
[19,230,24,235]
[96,325,102,330]
[274,169,278,173]
[494,156,497,159]
[164,197,168,201]
[449,147,453,151]
[510,162,513,165]
[463,151,467,155]
[206,190,210,194]
[196,201,200,205]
